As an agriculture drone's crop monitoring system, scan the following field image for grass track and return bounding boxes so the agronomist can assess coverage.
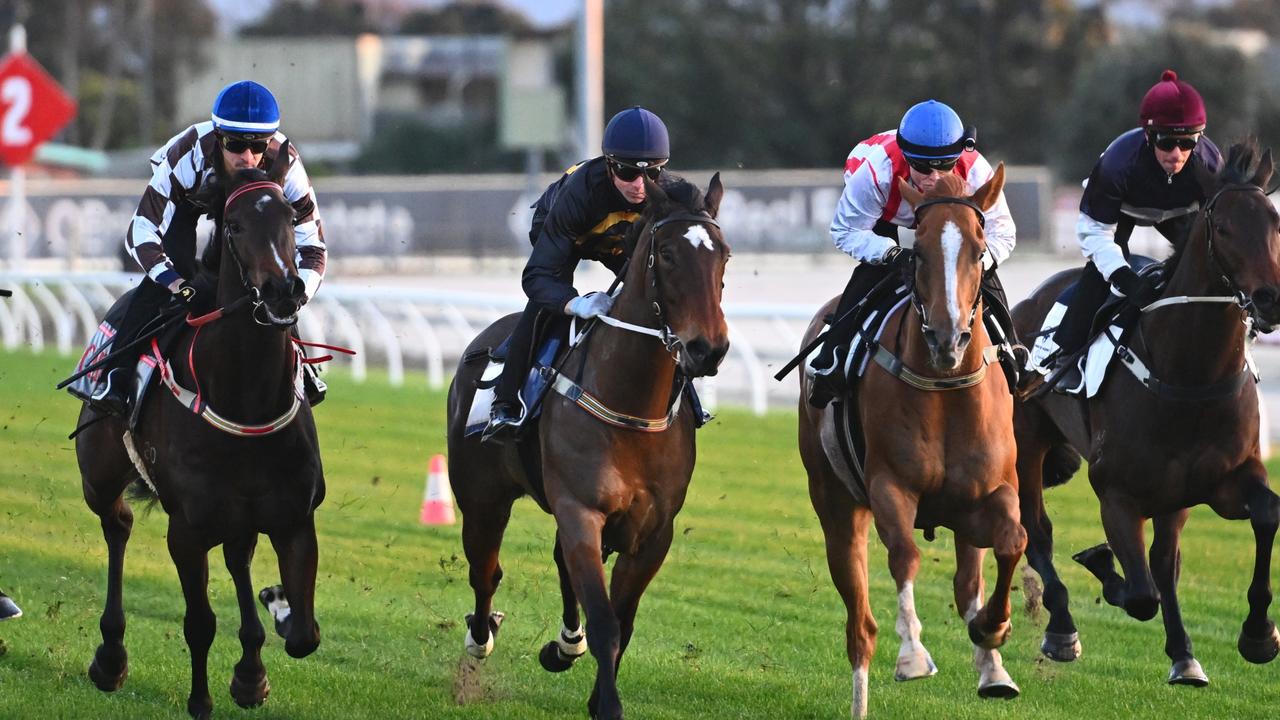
[1,349,1277,719]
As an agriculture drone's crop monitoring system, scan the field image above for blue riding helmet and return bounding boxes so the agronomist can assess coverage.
[211,81,281,135]
[602,106,670,163]
[896,100,976,162]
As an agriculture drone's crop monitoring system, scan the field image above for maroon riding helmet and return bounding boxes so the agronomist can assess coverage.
[1140,69,1206,135]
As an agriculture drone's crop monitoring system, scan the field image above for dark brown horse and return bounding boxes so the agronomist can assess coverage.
[1014,141,1280,685]
[74,154,323,719]
[446,175,729,720]
[798,168,1025,717]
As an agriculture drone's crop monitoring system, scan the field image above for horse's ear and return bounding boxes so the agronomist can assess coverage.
[189,173,223,212]
[268,139,291,186]
[970,162,1006,212]
[644,175,670,209]
[703,172,724,218]
[1250,148,1274,190]
[898,177,923,209]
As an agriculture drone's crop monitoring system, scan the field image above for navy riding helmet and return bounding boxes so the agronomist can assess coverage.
[602,106,669,163]
[896,100,976,166]
[212,80,281,136]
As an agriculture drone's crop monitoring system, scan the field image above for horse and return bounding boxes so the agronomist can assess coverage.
[445,174,729,720]
[1013,141,1280,685]
[797,168,1026,718]
[73,150,324,719]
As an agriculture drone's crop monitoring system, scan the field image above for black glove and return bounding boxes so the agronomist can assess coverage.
[883,246,916,273]
[1110,267,1160,308]
[176,281,198,306]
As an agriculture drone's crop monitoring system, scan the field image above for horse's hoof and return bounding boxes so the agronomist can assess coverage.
[1123,595,1159,622]
[88,645,129,692]
[463,611,504,659]
[894,650,938,681]
[978,677,1021,699]
[1040,631,1082,662]
[229,672,271,708]
[187,695,214,720]
[539,641,579,673]
[1238,621,1280,664]
[1071,543,1114,578]
[1167,657,1209,687]
[968,618,1012,650]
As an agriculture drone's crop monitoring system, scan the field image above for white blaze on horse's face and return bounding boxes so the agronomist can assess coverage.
[941,220,964,329]
[684,225,715,251]
[255,196,272,213]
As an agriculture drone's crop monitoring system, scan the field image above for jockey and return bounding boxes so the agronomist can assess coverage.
[807,100,1019,407]
[482,106,670,441]
[1050,69,1221,362]
[91,80,327,417]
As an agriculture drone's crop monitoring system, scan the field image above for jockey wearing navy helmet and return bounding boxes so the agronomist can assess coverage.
[806,99,1020,407]
[89,80,328,417]
[482,106,676,441]
[1044,70,1221,379]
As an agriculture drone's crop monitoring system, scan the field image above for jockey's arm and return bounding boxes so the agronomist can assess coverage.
[278,145,326,302]
[126,126,203,294]
[1077,158,1129,281]
[522,187,593,312]
[830,164,897,265]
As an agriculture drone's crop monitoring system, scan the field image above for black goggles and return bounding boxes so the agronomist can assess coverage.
[1152,133,1199,152]
[906,156,957,174]
[218,133,271,154]
[609,158,665,182]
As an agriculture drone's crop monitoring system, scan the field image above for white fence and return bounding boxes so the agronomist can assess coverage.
[0,271,817,415]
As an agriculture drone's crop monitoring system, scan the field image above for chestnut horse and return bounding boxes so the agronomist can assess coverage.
[798,168,1025,717]
[1014,141,1280,684]
[445,175,729,720]
[73,155,323,719]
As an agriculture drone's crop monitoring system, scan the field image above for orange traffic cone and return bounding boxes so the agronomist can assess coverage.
[420,454,456,525]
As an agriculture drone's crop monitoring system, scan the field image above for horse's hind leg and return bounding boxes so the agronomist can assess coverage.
[459,492,517,659]
[1018,444,1082,661]
[604,522,677,687]
[1150,509,1207,686]
[869,481,936,681]
[268,514,321,659]
[539,531,587,672]
[167,517,216,720]
[954,543,1019,699]
[223,535,271,707]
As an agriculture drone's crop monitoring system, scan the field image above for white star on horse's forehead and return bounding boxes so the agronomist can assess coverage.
[255,196,271,213]
[684,225,715,250]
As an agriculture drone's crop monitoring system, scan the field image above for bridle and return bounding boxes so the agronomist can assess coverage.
[907,196,987,341]
[220,180,296,327]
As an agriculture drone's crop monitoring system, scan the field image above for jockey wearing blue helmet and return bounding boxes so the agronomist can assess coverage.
[482,106,676,441]
[87,80,328,417]
[806,99,1020,407]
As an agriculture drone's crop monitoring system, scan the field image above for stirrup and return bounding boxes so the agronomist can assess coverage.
[480,404,522,443]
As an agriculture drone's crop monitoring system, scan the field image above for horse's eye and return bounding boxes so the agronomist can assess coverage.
[226,222,242,235]
[659,247,675,263]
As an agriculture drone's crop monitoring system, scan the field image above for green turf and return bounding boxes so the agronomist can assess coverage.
[1,348,1277,719]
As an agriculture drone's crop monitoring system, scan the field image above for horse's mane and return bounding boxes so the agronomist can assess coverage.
[622,173,707,257]
[925,173,968,198]
[1163,138,1261,275]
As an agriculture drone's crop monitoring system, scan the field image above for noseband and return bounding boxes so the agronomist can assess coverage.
[222,180,292,326]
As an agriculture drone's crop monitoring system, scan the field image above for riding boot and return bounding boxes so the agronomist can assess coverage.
[91,280,171,417]
[809,263,892,408]
[482,302,539,442]
[1052,263,1111,360]
[980,270,1028,387]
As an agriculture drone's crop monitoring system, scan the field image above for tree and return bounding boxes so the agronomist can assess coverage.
[240,0,374,37]
[397,1,539,36]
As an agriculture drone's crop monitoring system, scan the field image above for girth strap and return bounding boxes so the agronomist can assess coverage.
[1113,342,1253,402]
[551,373,684,432]
[870,343,1000,391]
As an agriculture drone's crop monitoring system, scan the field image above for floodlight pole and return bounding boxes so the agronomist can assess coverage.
[576,0,603,161]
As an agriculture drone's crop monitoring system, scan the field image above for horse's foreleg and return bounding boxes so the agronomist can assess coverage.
[223,535,271,707]
[1088,493,1159,621]
[970,484,1024,650]
[87,494,134,692]
[167,518,215,720]
[554,507,621,720]
[817,500,877,719]
[540,531,587,672]
[870,482,935,682]
[954,542,1019,699]
[1017,446,1081,661]
[268,514,321,659]
[459,496,515,659]
[1237,466,1280,665]
[1150,509,1207,685]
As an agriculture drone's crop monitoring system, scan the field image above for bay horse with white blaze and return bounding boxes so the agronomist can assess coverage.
[446,174,729,720]
[798,168,1025,718]
[1013,141,1280,684]
[73,151,324,719]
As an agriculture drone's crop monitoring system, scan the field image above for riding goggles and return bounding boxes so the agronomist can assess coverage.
[906,156,957,174]
[609,157,666,182]
[218,133,272,155]
[1152,133,1199,152]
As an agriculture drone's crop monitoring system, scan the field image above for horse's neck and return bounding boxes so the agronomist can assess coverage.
[580,288,677,418]
[1145,224,1247,380]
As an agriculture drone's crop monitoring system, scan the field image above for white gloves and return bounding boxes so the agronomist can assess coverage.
[565,292,615,319]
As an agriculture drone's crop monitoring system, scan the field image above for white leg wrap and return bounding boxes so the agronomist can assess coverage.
[465,627,494,659]
[967,597,1019,697]
[557,623,587,658]
[851,666,869,719]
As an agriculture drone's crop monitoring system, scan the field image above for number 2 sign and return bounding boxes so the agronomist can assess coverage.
[0,51,76,167]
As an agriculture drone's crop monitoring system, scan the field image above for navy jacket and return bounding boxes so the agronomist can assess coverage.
[522,157,647,311]
[1080,128,1222,226]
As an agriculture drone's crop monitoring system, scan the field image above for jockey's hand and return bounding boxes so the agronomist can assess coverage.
[176,281,198,306]
[883,246,915,273]
[565,292,615,320]
[1111,267,1160,308]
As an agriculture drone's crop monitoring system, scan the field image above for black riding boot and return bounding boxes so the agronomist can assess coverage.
[808,263,893,408]
[91,280,171,417]
[1051,262,1112,358]
[482,302,539,442]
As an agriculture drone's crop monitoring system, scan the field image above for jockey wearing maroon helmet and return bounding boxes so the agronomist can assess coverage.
[1038,69,1222,388]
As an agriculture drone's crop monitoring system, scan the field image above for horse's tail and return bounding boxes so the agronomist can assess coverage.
[1042,444,1082,489]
